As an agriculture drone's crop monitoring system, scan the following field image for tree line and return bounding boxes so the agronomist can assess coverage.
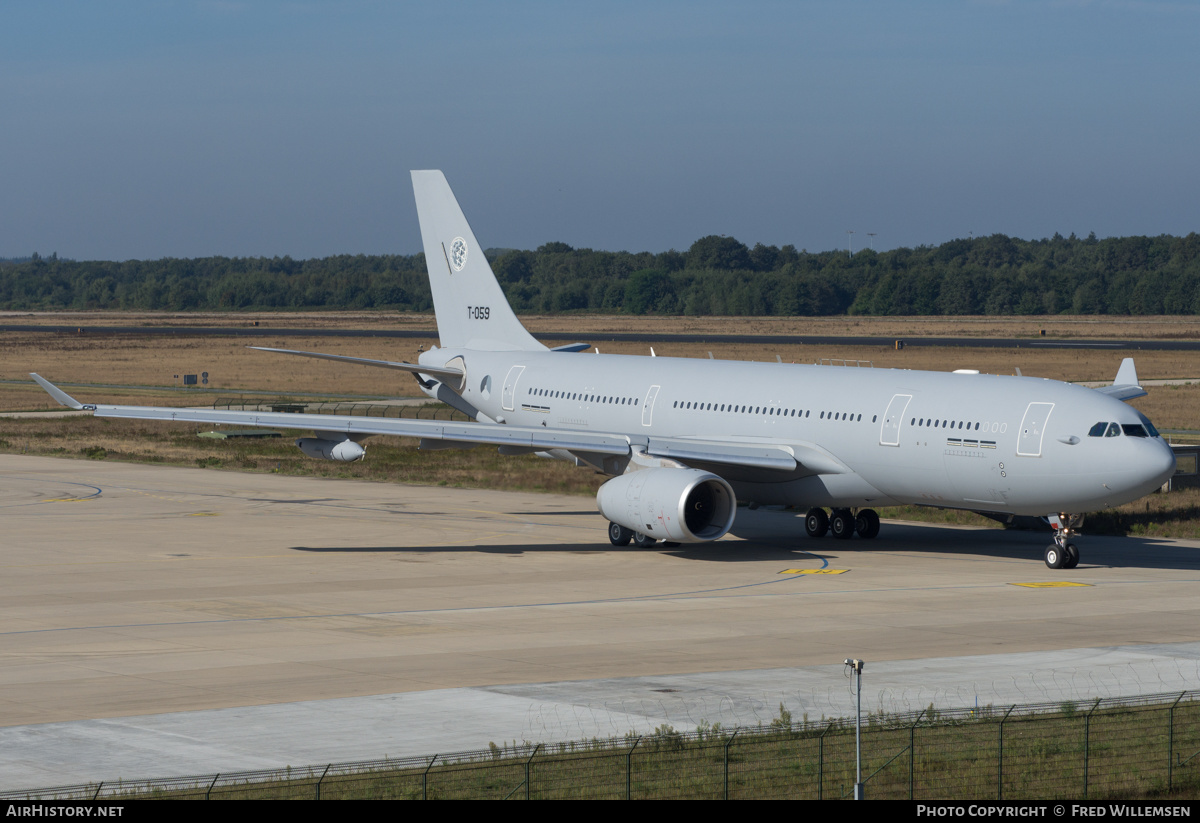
[3,231,1199,315]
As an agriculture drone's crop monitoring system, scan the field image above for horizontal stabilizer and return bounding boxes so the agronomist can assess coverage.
[550,343,591,353]
[248,347,465,382]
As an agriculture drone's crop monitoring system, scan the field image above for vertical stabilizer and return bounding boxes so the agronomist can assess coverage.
[411,170,544,352]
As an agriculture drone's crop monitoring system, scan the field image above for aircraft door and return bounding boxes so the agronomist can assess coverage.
[642,385,660,427]
[1017,402,1054,457]
[879,394,912,446]
[501,365,525,412]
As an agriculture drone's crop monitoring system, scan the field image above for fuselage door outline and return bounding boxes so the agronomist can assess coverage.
[879,393,912,447]
[1017,401,1054,457]
[642,385,660,427]
[501,365,525,412]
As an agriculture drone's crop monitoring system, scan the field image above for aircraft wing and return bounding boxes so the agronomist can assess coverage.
[30,375,830,475]
[643,437,841,474]
[1092,357,1148,401]
[31,374,630,454]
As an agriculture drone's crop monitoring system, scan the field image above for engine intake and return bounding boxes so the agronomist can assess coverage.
[596,468,736,543]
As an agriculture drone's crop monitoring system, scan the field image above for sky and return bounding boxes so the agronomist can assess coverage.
[2,1,1197,260]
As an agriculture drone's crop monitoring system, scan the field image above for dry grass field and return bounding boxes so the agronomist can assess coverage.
[8,309,1200,340]
[2,311,1198,538]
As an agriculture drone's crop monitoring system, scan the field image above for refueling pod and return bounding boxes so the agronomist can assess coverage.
[596,468,736,543]
[295,437,366,462]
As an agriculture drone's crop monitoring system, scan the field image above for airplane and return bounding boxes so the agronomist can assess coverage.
[31,170,1176,569]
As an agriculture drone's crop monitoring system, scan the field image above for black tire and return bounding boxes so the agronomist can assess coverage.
[608,521,632,546]
[1064,543,1080,569]
[1045,544,1065,569]
[633,532,658,548]
[831,510,855,540]
[855,509,881,539]
[805,508,829,538]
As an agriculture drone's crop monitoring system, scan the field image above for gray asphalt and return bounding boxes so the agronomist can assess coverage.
[3,456,1200,790]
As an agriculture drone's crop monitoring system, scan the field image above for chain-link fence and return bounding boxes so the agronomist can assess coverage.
[6,692,1200,800]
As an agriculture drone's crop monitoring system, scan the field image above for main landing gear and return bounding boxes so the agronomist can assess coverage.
[606,522,677,548]
[1045,513,1083,569]
[805,508,880,540]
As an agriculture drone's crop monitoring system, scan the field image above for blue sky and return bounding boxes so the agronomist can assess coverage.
[2,1,1197,260]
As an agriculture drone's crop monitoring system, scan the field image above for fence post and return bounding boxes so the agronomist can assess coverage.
[525,743,541,800]
[206,773,220,801]
[818,721,836,801]
[315,763,330,800]
[1083,699,1101,799]
[91,782,102,802]
[909,708,927,800]
[1170,692,1185,792]
[626,737,641,800]
[423,754,438,800]
[724,729,739,800]
[998,706,1015,801]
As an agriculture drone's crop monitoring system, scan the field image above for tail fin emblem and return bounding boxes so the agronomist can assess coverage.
[450,237,468,271]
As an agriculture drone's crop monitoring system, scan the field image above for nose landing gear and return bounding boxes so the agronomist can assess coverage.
[1045,513,1083,569]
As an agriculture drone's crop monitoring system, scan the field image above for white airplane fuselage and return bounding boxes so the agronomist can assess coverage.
[432,345,1176,517]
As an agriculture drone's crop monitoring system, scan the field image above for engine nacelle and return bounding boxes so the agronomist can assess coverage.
[295,438,365,462]
[596,468,736,543]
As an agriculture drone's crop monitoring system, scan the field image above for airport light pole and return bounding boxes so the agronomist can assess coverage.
[845,658,865,800]
[846,230,855,256]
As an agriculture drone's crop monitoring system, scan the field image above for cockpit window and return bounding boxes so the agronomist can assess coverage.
[1106,422,1121,437]
[1136,413,1161,438]
[1088,422,1107,437]
[1122,424,1149,438]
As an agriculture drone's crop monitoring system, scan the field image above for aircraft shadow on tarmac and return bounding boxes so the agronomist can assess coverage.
[290,518,1200,570]
[756,523,1200,572]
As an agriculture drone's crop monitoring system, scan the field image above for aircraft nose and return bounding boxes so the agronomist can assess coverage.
[1145,440,1177,488]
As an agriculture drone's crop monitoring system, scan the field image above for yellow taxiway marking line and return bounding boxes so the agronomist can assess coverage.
[781,568,849,575]
[43,498,90,503]
[1010,581,1093,588]
[187,512,219,516]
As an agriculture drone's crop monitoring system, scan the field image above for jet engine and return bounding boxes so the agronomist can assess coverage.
[295,437,365,462]
[596,468,736,543]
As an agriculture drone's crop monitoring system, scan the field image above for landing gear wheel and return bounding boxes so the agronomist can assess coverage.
[1063,543,1080,569]
[830,510,855,540]
[855,509,881,539]
[633,532,658,549]
[805,508,829,538]
[1047,512,1085,571]
[1045,544,1065,569]
[608,522,632,546]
